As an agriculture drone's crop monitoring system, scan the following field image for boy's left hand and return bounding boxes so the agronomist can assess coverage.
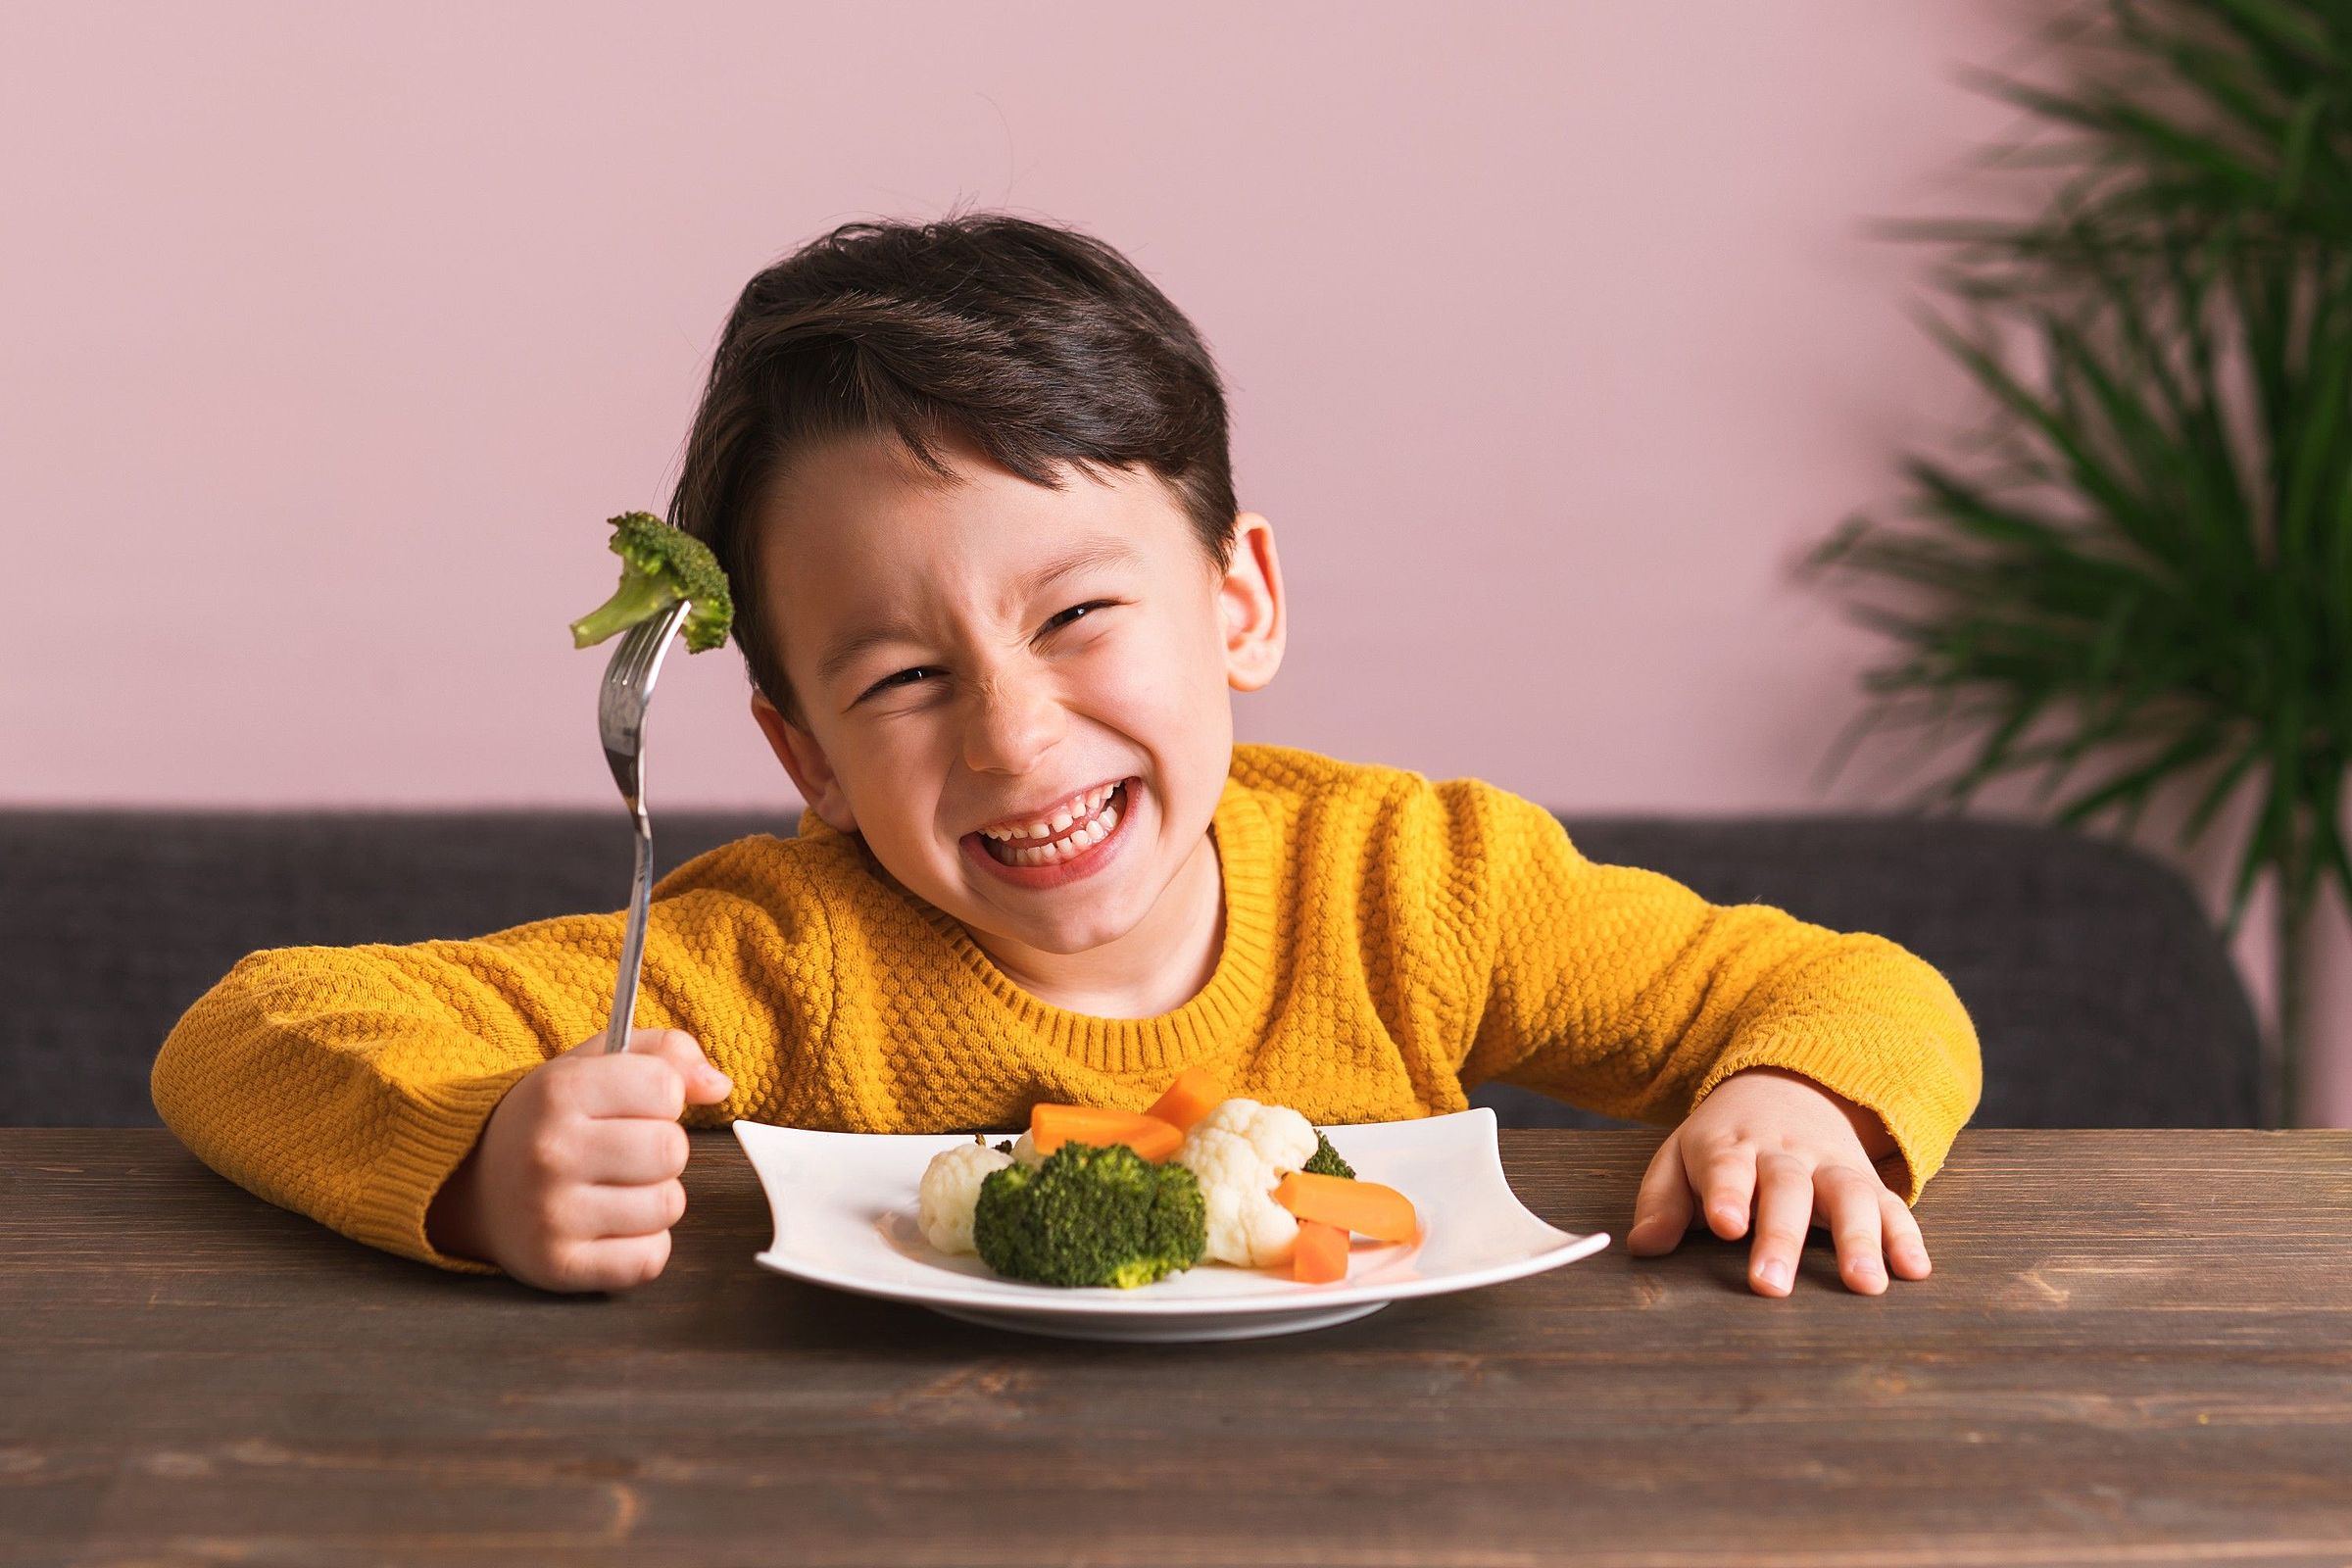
[1623,1065,1931,1298]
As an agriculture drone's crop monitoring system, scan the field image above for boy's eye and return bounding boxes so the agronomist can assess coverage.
[1042,600,1117,635]
[860,666,940,702]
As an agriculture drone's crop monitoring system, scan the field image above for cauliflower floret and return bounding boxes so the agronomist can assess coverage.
[1173,1098,1318,1267]
[1008,1130,1044,1168]
[918,1138,1014,1255]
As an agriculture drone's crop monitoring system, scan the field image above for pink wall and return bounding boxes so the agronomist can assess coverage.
[5,1,2344,1123]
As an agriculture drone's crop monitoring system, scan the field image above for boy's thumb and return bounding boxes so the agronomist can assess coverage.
[581,1026,734,1102]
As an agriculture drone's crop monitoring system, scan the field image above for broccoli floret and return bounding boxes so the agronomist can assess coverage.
[1302,1130,1354,1180]
[993,1139,1014,1156]
[972,1142,1207,1289]
[568,511,735,654]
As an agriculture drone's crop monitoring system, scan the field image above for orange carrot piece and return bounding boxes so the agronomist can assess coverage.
[1292,1219,1349,1284]
[1143,1064,1225,1134]
[1028,1103,1184,1162]
[1271,1169,1418,1244]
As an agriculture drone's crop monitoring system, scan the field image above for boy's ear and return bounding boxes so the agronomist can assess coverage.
[1219,511,1286,693]
[750,692,858,833]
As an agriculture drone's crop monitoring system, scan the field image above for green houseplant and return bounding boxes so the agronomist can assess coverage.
[1799,0,2351,1127]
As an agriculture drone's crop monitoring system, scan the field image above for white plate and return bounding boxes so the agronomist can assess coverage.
[733,1106,1610,1342]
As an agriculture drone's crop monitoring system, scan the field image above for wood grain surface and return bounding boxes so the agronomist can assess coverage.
[3,1128,2349,1568]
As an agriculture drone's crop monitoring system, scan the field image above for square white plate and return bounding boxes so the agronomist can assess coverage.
[733,1106,1610,1342]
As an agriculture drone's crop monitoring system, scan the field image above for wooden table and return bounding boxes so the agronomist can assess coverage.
[5,1128,2349,1568]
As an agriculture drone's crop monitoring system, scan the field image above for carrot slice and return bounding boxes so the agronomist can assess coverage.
[1271,1169,1417,1244]
[1028,1103,1184,1162]
[1143,1064,1225,1134]
[1292,1219,1349,1283]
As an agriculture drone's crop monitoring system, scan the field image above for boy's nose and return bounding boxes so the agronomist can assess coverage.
[962,674,1066,775]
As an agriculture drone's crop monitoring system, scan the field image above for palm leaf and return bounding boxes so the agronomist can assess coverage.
[2209,0,2343,79]
[2180,730,2268,847]
[2053,718,2235,825]
[2313,750,2352,910]
[1913,306,2167,546]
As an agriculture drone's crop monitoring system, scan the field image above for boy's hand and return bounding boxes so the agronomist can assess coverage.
[424,1028,733,1294]
[1622,1065,1931,1298]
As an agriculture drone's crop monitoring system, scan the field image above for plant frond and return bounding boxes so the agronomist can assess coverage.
[2312,752,2352,912]
[2052,717,2235,824]
[1912,305,2174,555]
[2179,731,2268,847]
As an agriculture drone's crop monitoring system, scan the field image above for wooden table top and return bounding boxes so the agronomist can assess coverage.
[5,1127,2349,1568]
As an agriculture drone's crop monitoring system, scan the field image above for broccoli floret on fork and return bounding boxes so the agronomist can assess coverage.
[568,511,735,655]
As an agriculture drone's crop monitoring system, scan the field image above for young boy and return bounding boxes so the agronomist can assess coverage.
[152,210,1980,1302]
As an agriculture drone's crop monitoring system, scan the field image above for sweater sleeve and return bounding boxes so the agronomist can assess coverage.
[149,837,836,1272]
[1444,782,1982,1201]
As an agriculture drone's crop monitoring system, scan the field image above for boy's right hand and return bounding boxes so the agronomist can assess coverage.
[424,1027,733,1294]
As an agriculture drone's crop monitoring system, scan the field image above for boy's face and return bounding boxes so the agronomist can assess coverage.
[747,431,1284,963]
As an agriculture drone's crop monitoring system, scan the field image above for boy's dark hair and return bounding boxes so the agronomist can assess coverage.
[667,208,1238,721]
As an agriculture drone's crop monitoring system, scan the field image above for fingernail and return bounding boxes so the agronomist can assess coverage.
[707,1069,733,1095]
[1855,1257,1884,1282]
[1758,1258,1790,1291]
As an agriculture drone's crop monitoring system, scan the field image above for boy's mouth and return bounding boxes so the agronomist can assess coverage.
[961,777,1137,884]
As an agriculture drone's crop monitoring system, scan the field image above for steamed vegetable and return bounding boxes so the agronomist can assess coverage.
[917,1136,1014,1255]
[1028,1103,1184,1162]
[972,1142,1207,1289]
[568,511,735,654]
[1271,1169,1418,1244]
[1144,1065,1225,1133]
[1292,1219,1350,1284]
[1171,1098,1318,1267]
[1301,1130,1354,1179]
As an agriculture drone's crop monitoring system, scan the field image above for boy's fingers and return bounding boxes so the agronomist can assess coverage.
[1626,1134,1695,1255]
[1694,1148,1758,1240]
[629,1028,735,1104]
[1816,1166,1887,1296]
[578,1118,691,1187]
[546,1229,673,1293]
[557,1051,691,1121]
[1745,1153,1813,1297]
[1882,1190,1932,1279]
[577,1178,690,1240]
[560,1028,733,1104]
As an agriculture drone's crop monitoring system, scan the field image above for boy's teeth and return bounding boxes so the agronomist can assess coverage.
[982,782,1121,842]
[989,796,1123,865]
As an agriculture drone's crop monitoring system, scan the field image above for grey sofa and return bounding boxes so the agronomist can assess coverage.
[3,808,2262,1129]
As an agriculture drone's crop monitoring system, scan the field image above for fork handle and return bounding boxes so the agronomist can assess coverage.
[604,814,655,1054]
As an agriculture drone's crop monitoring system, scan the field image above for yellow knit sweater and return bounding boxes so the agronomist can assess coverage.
[152,743,1982,1275]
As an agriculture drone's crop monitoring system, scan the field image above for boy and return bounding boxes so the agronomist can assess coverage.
[153,211,1980,1301]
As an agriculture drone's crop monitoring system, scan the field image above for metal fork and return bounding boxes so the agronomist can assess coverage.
[597,598,695,1054]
